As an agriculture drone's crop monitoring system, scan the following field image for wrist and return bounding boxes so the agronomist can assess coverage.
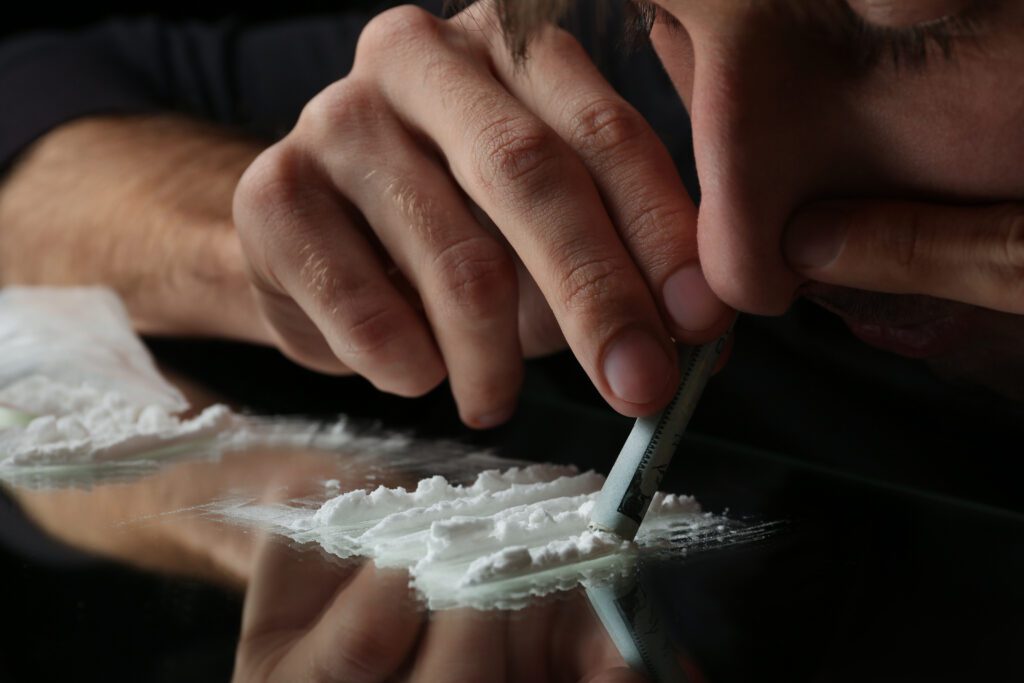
[131,218,271,345]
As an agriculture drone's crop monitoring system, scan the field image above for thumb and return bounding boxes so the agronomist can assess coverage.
[784,200,1024,314]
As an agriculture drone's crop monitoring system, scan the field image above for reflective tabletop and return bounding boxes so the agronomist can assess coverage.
[2,312,1023,682]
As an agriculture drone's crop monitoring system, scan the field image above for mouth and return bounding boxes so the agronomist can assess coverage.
[799,283,971,359]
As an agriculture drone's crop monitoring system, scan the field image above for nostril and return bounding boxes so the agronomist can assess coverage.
[696,195,807,317]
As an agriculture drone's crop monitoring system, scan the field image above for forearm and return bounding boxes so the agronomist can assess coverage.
[0,114,270,342]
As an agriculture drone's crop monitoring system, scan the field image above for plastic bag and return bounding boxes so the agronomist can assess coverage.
[0,287,187,415]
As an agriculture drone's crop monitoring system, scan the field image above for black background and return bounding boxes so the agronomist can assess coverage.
[2,2,368,36]
[4,0,409,38]
[2,6,1023,680]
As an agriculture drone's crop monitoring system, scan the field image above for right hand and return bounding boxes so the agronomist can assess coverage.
[233,3,732,428]
[233,538,648,683]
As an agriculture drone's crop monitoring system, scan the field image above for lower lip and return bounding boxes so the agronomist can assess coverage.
[842,316,967,359]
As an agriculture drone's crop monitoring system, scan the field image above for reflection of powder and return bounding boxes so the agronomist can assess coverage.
[244,465,708,609]
[0,376,233,466]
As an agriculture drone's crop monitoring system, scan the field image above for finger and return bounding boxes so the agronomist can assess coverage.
[358,7,679,416]
[236,537,360,680]
[240,538,358,639]
[556,595,630,681]
[311,99,523,428]
[250,283,354,375]
[484,22,733,342]
[506,601,557,681]
[408,608,508,683]
[279,564,423,683]
[234,142,447,396]
[784,201,1024,314]
[516,258,569,357]
[469,202,567,357]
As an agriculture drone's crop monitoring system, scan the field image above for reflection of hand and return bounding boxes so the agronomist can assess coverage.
[785,201,1023,314]
[11,447,369,589]
[233,3,732,429]
[233,538,647,683]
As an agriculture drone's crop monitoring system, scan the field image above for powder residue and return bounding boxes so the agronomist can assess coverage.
[224,465,709,609]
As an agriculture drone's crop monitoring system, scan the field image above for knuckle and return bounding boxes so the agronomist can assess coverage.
[292,245,401,358]
[473,117,562,191]
[568,97,648,160]
[356,4,438,61]
[558,251,629,313]
[233,145,318,281]
[256,288,354,374]
[297,78,379,140]
[382,174,445,239]
[433,235,515,314]
[339,301,404,359]
[619,200,693,267]
[234,144,306,226]
[297,241,341,304]
[426,52,481,108]
[323,624,389,683]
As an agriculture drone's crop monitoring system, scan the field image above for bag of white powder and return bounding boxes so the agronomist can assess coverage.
[0,287,231,467]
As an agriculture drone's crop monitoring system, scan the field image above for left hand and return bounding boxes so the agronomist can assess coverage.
[784,200,1024,313]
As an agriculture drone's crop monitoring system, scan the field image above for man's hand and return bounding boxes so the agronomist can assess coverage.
[233,4,731,428]
[233,538,648,683]
[785,200,1024,314]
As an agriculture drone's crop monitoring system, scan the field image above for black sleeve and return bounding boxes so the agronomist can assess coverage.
[0,4,440,174]
[0,2,698,185]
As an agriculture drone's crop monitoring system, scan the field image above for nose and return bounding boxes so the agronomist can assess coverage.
[652,10,830,315]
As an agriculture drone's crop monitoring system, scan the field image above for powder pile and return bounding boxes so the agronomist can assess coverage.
[0,286,238,468]
[221,465,710,609]
[0,376,234,466]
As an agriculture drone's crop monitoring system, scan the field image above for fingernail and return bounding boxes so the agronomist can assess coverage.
[602,328,673,405]
[663,263,724,332]
[785,216,847,269]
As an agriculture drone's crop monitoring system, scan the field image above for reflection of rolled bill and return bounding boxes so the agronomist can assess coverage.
[585,576,689,683]
[590,326,732,541]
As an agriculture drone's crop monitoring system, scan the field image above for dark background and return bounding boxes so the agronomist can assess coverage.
[2,5,1023,680]
[1,1,398,38]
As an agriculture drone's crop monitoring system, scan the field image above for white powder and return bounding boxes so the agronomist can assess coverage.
[0,376,235,466]
[0,287,240,468]
[219,465,711,609]
[0,287,189,413]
